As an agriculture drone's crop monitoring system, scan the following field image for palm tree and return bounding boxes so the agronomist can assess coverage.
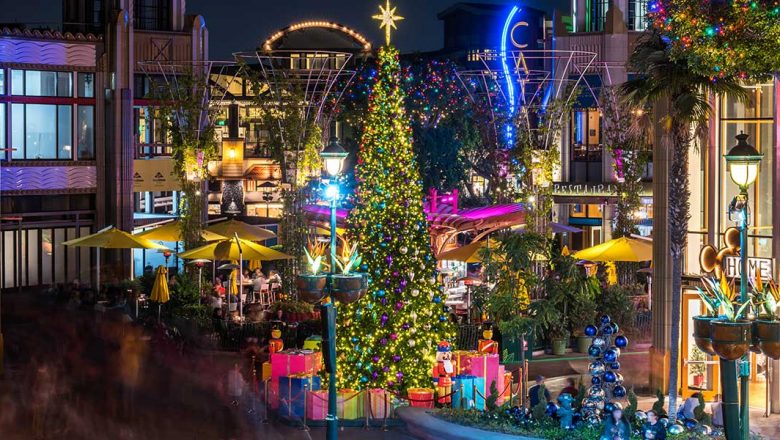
[621,29,747,420]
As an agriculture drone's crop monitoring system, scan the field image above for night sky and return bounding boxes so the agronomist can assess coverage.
[0,0,569,58]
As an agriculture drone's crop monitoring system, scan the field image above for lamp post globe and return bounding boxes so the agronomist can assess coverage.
[321,137,348,178]
[724,132,762,191]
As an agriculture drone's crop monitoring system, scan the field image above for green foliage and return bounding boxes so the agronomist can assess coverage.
[436,408,603,440]
[167,273,210,326]
[694,393,712,426]
[625,387,638,422]
[413,125,466,192]
[689,347,707,377]
[486,380,500,411]
[501,348,516,364]
[652,389,667,418]
[268,300,314,315]
[598,285,638,336]
[531,386,549,421]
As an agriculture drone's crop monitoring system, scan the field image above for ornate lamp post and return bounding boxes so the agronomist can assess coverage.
[319,137,349,440]
[723,131,762,439]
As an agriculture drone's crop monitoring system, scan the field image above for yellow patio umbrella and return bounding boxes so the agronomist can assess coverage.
[573,236,653,262]
[248,260,262,271]
[134,220,225,242]
[63,226,168,287]
[178,238,292,261]
[149,265,170,322]
[436,241,486,263]
[205,219,276,242]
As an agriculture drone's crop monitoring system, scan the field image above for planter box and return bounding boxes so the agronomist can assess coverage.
[755,319,780,359]
[331,274,367,304]
[711,320,752,361]
[692,315,717,356]
[296,275,328,303]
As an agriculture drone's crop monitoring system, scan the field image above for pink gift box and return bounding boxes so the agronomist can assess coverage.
[307,390,328,421]
[469,353,500,396]
[367,388,393,419]
[271,349,322,381]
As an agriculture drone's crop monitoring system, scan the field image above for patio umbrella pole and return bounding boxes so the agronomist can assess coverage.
[235,233,243,319]
[96,247,101,291]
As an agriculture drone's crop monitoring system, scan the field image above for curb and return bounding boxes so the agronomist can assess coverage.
[396,407,538,440]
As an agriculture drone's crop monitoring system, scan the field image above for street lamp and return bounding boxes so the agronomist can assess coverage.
[722,131,762,440]
[320,137,347,440]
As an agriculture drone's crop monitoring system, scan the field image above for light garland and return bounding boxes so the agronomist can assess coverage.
[335,46,454,392]
[263,20,372,51]
[649,0,780,78]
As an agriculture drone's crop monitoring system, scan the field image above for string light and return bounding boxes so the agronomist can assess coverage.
[335,46,454,392]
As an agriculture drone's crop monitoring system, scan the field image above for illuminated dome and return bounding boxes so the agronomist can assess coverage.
[263,21,372,52]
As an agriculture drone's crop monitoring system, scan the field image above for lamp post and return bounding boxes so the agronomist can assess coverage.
[723,131,763,440]
[318,137,349,440]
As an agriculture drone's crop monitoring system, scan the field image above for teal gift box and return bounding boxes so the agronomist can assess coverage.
[279,375,322,419]
[452,375,486,410]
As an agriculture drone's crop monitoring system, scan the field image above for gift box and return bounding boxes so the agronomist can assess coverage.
[279,374,322,419]
[262,361,272,381]
[469,353,500,396]
[337,389,364,420]
[307,390,329,421]
[407,387,434,409]
[452,375,486,410]
[271,349,322,381]
[267,380,280,409]
[500,369,512,400]
[453,350,474,375]
[367,388,393,419]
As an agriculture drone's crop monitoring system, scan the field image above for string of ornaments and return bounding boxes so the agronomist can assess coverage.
[649,0,780,78]
[581,314,629,425]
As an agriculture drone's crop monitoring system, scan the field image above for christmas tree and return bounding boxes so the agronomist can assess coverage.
[336,46,454,392]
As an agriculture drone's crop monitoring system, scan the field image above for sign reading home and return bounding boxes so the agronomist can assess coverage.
[723,256,774,281]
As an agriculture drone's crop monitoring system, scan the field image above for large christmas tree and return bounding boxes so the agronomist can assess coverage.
[336,46,453,392]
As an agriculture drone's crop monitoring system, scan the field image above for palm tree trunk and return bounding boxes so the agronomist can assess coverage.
[666,121,692,422]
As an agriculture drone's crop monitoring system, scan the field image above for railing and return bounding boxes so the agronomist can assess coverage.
[135,144,173,158]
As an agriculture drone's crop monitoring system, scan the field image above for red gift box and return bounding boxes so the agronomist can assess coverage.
[270,349,322,381]
[307,390,328,421]
[407,388,434,408]
[453,351,473,375]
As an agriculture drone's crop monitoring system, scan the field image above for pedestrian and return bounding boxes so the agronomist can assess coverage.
[678,392,700,420]
[641,410,667,439]
[528,375,551,408]
[226,362,246,407]
[601,407,632,440]
[558,377,578,399]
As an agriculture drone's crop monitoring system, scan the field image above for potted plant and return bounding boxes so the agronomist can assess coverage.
[752,275,780,359]
[690,347,707,388]
[548,320,570,356]
[691,279,722,356]
[705,276,752,361]
[331,240,367,304]
[296,238,329,303]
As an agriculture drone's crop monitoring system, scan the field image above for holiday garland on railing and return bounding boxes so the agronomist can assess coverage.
[649,0,780,78]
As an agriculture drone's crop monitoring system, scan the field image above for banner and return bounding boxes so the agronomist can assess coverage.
[133,159,180,192]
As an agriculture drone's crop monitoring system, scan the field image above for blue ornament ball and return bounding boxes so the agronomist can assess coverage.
[588,345,602,358]
[684,419,698,430]
[600,314,612,325]
[604,402,615,413]
[584,325,598,337]
[589,361,606,376]
[668,424,685,435]
[591,376,602,385]
[545,402,558,417]
[603,371,617,383]
[433,296,441,304]
[610,322,620,334]
[439,315,447,322]
[602,324,615,336]
[604,348,619,363]
[615,335,629,348]
[610,361,621,370]
[612,385,627,398]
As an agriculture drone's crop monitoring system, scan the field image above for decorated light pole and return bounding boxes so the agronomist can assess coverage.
[722,132,762,439]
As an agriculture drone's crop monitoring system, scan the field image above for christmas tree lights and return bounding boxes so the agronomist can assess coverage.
[335,46,454,392]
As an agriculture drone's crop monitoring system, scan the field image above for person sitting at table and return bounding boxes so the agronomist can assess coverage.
[251,273,267,302]
[214,277,226,297]
[252,268,263,279]
[268,270,281,287]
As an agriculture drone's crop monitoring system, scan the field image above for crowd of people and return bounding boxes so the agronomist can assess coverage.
[206,268,282,324]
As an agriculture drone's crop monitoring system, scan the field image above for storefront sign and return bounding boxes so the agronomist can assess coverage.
[133,159,180,192]
[552,182,653,198]
[723,255,774,281]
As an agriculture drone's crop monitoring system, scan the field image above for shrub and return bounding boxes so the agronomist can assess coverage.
[598,285,637,335]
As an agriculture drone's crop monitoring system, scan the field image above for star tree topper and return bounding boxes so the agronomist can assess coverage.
[372,0,404,46]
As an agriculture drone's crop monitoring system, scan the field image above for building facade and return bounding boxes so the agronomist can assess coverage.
[0,0,207,288]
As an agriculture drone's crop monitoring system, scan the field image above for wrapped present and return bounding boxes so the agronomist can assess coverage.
[367,388,393,419]
[271,349,322,381]
[262,361,272,381]
[453,350,474,375]
[501,369,512,400]
[279,374,321,419]
[469,353,500,397]
[407,387,434,409]
[337,389,364,420]
[267,380,280,409]
[452,375,486,410]
[307,390,329,421]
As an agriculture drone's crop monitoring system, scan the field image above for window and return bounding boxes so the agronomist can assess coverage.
[11,104,75,160]
[134,0,170,31]
[77,73,95,98]
[627,0,648,31]
[570,108,603,182]
[588,0,609,32]
[0,69,5,94]
[77,106,95,160]
[0,104,5,160]
[11,70,72,97]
